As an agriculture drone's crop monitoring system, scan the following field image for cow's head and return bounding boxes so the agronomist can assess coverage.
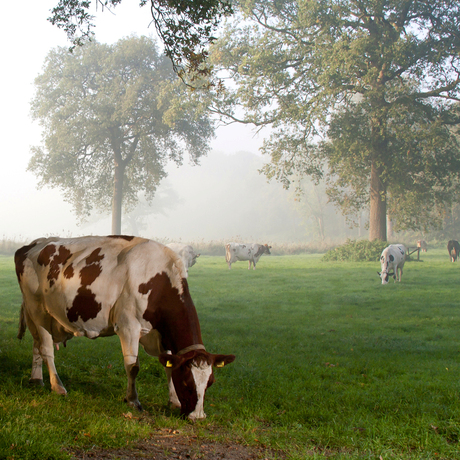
[190,253,200,268]
[377,270,395,284]
[159,350,235,420]
[264,244,272,255]
[378,252,395,284]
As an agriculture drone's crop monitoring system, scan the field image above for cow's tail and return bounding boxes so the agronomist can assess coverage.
[17,302,27,340]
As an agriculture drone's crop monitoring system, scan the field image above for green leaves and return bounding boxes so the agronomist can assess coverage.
[49,0,233,80]
[29,36,214,228]
[211,0,460,237]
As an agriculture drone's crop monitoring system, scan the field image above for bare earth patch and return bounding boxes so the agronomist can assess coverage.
[70,429,284,460]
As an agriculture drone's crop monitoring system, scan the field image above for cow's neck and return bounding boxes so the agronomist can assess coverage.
[140,272,203,354]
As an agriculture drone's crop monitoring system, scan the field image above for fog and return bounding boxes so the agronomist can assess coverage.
[0,1,357,244]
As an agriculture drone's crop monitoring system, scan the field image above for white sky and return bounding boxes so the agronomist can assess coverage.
[0,0,266,241]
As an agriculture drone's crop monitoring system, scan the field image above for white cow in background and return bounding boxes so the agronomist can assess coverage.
[166,243,200,277]
[378,244,407,284]
[225,242,271,270]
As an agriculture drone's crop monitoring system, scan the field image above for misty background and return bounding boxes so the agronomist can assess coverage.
[0,1,361,244]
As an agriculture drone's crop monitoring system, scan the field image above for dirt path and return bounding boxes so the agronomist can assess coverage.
[70,428,283,460]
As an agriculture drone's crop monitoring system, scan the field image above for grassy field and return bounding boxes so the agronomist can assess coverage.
[0,249,460,459]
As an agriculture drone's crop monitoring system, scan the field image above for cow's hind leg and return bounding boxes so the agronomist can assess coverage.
[38,328,67,395]
[30,345,44,386]
[25,308,66,394]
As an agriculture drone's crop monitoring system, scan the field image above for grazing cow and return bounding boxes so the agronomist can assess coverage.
[15,236,235,420]
[447,240,460,262]
[166,243,200,277]
[377,244,406,284]
[225,243,272,270]
[417,240,428,252]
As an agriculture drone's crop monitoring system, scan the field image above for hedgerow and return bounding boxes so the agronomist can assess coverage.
[322,238,389,262]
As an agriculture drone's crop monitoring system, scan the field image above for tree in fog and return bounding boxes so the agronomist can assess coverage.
[30,36,213,234]
[50,0,233,80]
[211,0,460,241]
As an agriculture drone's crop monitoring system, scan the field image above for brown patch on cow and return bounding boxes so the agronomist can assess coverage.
[37,245,73,288]
[67,248,104,323]
[67,286,101,322]
[49,246,72,287]
[14,242,37,281]
[108,235,135,241]
[37,244,57,267]
[139,272,202,353]
[64,264,74,279]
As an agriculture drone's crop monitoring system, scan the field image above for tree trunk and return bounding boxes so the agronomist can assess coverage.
[369,162,387,241]
[386,213,393,241]
[112,161,124,235]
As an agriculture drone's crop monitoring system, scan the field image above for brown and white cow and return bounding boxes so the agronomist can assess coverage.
[166,243,200,277]
[225,242,272,270]
[447,240,460,262]
[15,236,235,420]
[417,240,428,252]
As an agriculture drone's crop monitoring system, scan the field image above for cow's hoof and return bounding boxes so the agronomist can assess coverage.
[29,378,44,387]
[52,385,68,396]
[124,398,143,412]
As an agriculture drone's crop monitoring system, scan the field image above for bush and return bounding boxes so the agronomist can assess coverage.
[322,239,389,262]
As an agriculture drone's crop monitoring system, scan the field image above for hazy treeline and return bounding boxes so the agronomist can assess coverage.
[115,151,365,244]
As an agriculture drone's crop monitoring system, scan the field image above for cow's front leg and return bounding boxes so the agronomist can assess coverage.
[164,366,181,409]
[124,355,142,411]
[117,325,142,410]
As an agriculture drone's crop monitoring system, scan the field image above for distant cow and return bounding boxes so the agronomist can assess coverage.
[225,243,271,269]
[447,240,460,262]
[417,240,428,252]
[378,244,407,284]
[15,236,235,420]
[166,243,200,277]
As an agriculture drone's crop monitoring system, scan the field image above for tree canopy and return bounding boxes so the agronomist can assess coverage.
[49,0,233,79]
[30,35,214,234]
[211,0,460,240]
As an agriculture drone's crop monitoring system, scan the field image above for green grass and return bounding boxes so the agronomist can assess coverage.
[1,250,460,459]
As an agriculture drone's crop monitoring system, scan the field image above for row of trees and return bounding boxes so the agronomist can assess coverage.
[30,0,460,240]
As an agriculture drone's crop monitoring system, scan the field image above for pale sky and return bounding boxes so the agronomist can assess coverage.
[0,1,270,241]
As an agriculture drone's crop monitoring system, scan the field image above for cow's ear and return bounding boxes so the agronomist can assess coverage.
[158,353,184,370]
[377,271,381,276]
[211,354,236,368]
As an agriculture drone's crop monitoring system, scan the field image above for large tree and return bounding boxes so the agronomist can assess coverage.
[211,0,460,240]
[30,36,214,234]
[49,0,233,80]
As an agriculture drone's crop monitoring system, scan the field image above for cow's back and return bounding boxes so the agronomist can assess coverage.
[389,244,406,265]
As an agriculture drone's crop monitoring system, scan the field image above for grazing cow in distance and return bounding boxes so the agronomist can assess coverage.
[166,243,200,277]
[378,244,407,284]
[417,240,428,252]
[15,236,235,420]
[447,240,460,262]
[225,242,272,269]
